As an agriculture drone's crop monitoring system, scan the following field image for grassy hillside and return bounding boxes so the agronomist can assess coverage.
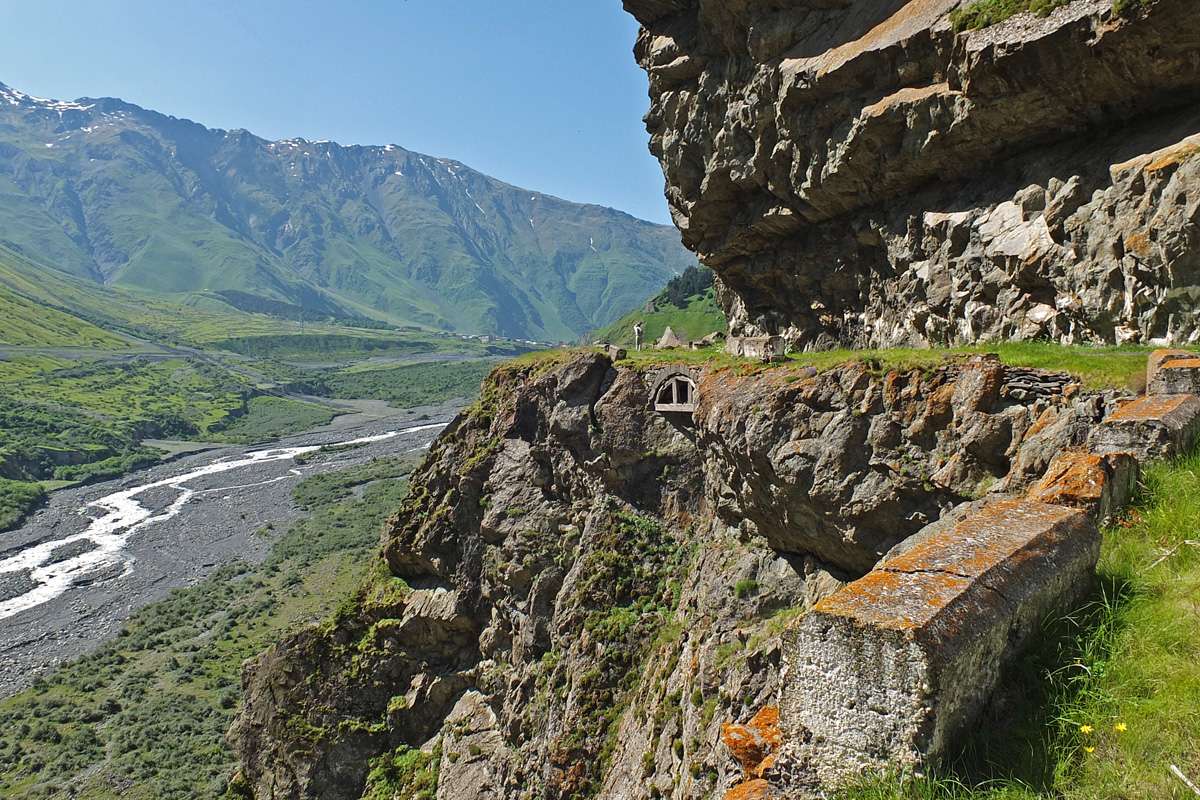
[0,243,508,357]
[0,80,694,341]
[594,265,726,346]
[0,286,128,348]
[0,455,419,800]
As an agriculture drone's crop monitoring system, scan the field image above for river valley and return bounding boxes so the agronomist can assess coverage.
[0,399,458,696]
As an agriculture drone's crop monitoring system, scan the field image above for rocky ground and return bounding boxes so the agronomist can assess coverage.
[0,398,460,697]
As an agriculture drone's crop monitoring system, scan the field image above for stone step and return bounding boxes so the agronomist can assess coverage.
[1088,394,1200,462]
[1027,450,1138,525]
[779,499,1099,788]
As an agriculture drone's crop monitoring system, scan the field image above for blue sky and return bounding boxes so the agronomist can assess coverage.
[0,0,673,224]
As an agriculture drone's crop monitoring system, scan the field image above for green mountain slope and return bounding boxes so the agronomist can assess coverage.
[0,285,126,347]
[0,81,695,341]
[594,265,726,346]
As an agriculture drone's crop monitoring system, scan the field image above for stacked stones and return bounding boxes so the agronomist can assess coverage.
[756,351,1200,798]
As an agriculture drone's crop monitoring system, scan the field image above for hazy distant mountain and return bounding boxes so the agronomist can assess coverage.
[0,81,693,340]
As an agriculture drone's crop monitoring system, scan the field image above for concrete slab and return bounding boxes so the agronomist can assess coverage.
[1028,450,1139,525]
[1088,394,1200,461]
[779,499,1099,786]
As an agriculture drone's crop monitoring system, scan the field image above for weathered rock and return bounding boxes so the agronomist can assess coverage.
[726,335,785,361]
[776,500,1100,794]
[1027,450,1139,525]
[231,354,1113,799]
[1147,353,1200,395]
[625,0,1200,348]
[1147,348,1195,390]
[1088,393,1200,461]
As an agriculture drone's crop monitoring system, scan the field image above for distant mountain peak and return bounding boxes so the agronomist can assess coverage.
[0,78,694,340]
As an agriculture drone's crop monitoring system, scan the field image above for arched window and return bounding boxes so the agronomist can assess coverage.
[654,374,697,413]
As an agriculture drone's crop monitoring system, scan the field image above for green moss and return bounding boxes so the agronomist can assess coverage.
[360,743,440,800]
[949,0,1072,31]
[733,579,760,599]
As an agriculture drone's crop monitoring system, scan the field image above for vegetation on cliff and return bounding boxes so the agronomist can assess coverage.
[593,265,725,346]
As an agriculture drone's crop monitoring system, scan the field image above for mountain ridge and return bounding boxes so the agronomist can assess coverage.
[0,79,694,341]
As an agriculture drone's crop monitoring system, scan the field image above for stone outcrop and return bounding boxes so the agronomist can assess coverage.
[1088,392,1200,460]
[230,351,1116,799]
[625,0,1200,348]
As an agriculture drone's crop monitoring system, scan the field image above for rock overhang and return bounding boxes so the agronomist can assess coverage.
[626,0,1200,348]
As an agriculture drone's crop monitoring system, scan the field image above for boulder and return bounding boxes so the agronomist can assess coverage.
[1147,352,1200,395]
[1088,394,1200,461]
[1027,451,1139,525]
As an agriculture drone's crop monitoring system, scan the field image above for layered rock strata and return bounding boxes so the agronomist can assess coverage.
[625,0,1200,348]
[230,351,1115,799]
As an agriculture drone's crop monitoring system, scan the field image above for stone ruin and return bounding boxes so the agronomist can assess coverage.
[735,349,1200,797]
[651,368,698,414]
[725,335,786,363]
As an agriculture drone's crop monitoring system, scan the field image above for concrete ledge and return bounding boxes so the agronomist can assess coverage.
[779,500,1099,786]
[1028,450,1139,525]
[1088,394,1200,461]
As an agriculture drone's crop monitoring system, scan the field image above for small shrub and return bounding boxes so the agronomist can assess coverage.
[734,579,759,599]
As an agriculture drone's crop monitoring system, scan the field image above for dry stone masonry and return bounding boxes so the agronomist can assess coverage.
[778,500,1099,790]
[625,0,1200,349]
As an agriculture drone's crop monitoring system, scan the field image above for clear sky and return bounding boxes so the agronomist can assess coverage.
[0,0,674,225]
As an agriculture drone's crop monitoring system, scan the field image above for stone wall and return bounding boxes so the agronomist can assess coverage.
[762,350,1200,798]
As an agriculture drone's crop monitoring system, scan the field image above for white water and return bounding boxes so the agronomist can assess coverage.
[0,423,446,621]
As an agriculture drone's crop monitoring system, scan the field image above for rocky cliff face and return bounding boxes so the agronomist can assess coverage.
[230,352,1119,799]
[624,0,1200,348]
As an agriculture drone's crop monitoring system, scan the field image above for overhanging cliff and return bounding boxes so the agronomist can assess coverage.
[625,0,1200,348]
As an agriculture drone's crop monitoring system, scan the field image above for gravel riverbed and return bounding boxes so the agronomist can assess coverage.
[0,399,459,696]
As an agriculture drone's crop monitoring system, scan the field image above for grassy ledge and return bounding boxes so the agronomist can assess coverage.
[599,341,1181,392]
[950,0,1150,31]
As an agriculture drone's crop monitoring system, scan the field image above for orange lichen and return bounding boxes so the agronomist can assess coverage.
[1122,231,1152,257]
[721,706,782,799]
[814,500,1084,631]
[725,778,772,800]
[1025,406,1059,438]
[1029,452,1108,510]
[1109,394,1197,421]
[721,706,782,773]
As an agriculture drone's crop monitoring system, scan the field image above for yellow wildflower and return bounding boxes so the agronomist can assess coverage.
[1080,724,1094,734]
[1084,746,1096,754]
[1114,722,1128,732]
